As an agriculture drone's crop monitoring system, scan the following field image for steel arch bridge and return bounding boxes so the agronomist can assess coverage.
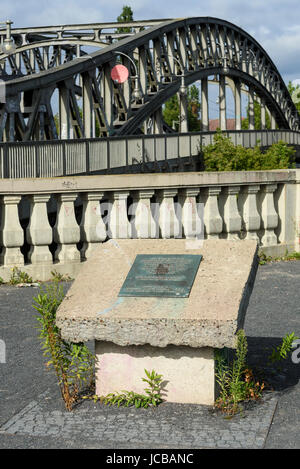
[1,16,300,142]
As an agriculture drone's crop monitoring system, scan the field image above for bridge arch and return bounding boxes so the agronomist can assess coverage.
[0,17,299,141]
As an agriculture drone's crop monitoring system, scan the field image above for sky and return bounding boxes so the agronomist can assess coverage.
[2,0,300,117]
[3,0,300,86]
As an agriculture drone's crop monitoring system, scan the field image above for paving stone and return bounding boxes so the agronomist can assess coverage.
[0,386,278,449]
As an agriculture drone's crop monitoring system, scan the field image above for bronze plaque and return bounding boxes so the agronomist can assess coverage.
[118,254,202,298]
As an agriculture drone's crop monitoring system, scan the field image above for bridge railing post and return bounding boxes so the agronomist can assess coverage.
[0,195,24,267]
[53,193,81,263]
[85,140,90,175]
[62,140,66,176]
[80,192,106,259]
[257,184,279,246]
[238,185,261,242]
[26,194,53,264]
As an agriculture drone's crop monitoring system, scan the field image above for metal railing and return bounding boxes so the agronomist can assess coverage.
[0,129,299,179]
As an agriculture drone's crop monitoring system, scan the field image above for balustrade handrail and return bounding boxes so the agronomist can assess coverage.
[0,128,300,147]
[0,168,297,195]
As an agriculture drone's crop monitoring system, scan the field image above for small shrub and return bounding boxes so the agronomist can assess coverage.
[263,141,296,170]
[203,131,296,172]
[258,252,273,265]
[90,369,164,408]
[215,330,264,415]
[285,252,300,261]
[268,332,299,364]
[258,251,300,264]
[50,270,73,282]
[9,267,33,285]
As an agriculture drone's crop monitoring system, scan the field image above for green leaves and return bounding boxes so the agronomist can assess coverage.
[268,332,299,364]
[116,5,134,34]
[203,131,295,171]
[9,267,33,285]
[33,282,95,411]
[215,329,300,415]
[98,369,163,409]
[215,330,264,415]
[163,85,201,132]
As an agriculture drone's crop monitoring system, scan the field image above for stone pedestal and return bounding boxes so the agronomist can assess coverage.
[56,239,259,406]
[96,342,215,405]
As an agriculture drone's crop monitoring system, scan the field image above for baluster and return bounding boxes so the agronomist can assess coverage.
[0,195,24,266]
[201,186,223,239]
[53,193,80,262]
[80,192,106,259]
[130,190,157,239]
[179,188,202,239]
[220,186,242,240]
[157,189,180,238]
[26,194,53,264]
[238,185,261,242]
[259,184,278,246]
[108,191,131,239]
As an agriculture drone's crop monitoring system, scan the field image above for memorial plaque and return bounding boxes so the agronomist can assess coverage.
[118,254,202,298]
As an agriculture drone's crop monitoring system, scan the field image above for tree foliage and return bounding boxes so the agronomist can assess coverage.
[163,84,201,132]
[117,5,134,34]
[203,131,296,171]
[288,80,300,114]
[241,100,271,130]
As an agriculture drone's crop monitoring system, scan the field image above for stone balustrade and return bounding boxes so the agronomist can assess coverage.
[0,169,299,281]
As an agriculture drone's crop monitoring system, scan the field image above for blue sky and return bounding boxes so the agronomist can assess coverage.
[3,0,300,85]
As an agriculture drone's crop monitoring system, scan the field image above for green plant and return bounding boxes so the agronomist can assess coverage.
[285,252,300,261]
[215,330,264,415]
[9,267,33,285]
[33,281,95,411]
[203,131,296,172]
[268,332,299,364]
[258,251,300,265]
[258,252,273,265]
[90,369,164,409]
[0,277,4,285]
[50,270,73,282]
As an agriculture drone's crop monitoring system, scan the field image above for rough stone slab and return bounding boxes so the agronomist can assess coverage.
[56,239,259,349]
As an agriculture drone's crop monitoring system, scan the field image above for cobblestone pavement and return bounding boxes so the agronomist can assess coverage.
[0,261,299,449]
[0,388,278,449]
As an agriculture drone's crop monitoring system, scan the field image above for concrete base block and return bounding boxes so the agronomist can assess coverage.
[259,242,297,258]
[0,261,82,282]
[96,341,215,405]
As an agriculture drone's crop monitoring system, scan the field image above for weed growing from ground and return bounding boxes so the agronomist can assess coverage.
[215,330,265,415]
[33,280,95,411]
[89,369,164,408]
[259,251,300,265]
[50,270,73,282]
[268,332,299,364]
[9,267,33,285]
